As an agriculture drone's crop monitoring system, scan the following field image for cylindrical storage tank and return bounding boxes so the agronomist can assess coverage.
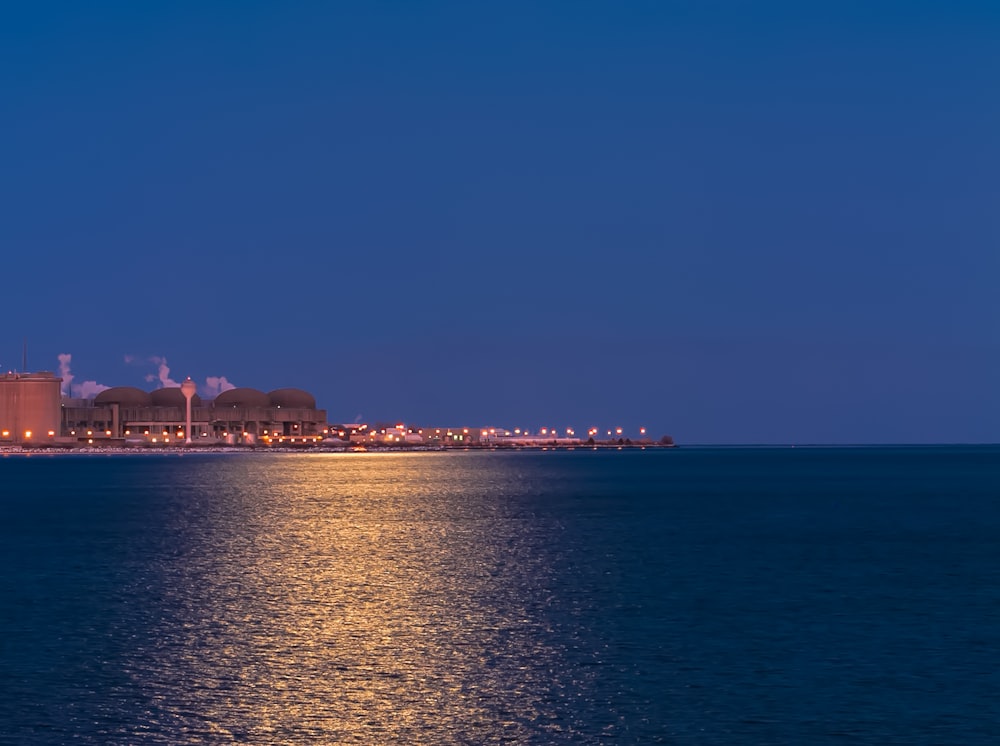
[0,373,63,444]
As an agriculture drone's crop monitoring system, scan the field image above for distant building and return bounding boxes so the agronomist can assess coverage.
[2,373,326,446]
[0,372,63,444]
[63,386,327,444]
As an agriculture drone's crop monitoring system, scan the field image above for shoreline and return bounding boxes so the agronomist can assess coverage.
[0,443,677,456]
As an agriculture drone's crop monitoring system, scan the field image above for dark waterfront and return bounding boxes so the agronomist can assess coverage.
[1,448,999,744]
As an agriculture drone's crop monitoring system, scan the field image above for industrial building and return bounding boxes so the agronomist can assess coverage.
[1,371,326,446]
[0,372,63,444]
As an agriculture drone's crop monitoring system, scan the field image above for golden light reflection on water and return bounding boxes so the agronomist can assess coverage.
[129,454,591,743]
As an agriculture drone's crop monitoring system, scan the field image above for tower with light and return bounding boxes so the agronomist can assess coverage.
[180,377,198,444]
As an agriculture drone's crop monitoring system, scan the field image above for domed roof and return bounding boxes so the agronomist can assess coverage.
[212,387,271,408]
[268,388,316,409]
[94,387,153,407]
[150,387,202,408]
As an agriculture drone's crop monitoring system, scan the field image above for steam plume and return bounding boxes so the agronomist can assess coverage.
[58,353,74,396]
[144,356,178,388]
[74,380,110,398]
[56,353,110,399]
[202,376,236,398]
[125,353,236,396]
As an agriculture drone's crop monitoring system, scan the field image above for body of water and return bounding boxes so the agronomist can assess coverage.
[1,447,998,743]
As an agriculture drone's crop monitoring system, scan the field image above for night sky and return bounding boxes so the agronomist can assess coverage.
[3,1,997,443]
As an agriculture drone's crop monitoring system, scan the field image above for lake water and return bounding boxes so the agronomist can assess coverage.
[1,447,998,743]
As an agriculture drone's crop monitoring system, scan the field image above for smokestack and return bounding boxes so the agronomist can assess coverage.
[181,377,197,445]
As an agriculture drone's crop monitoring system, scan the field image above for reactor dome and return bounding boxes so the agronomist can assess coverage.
[267,388,316,409]
[150,387,202,408]
[94,387,154,407]
[212,387,271,408]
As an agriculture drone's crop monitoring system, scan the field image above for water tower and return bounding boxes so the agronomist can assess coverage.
[180,377,198,444]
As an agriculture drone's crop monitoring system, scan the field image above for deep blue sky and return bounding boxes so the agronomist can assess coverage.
[2,1,997,443]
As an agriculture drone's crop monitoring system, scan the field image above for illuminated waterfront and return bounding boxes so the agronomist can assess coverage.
[2,449,999,743]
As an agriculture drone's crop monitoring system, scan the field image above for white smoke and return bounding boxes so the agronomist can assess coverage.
[57,353,74,396]
[144,356,178,388]
[74,380,110,399]
[57,353,110,399]
[124,353,235,396]
[202,376,236,398]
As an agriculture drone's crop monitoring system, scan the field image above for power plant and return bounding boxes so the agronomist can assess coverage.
[0,370,326,446]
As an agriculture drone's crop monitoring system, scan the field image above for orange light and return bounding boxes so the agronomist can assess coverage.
[24,430,32,439]
[48,430,55,437]
[105,430,111,436]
